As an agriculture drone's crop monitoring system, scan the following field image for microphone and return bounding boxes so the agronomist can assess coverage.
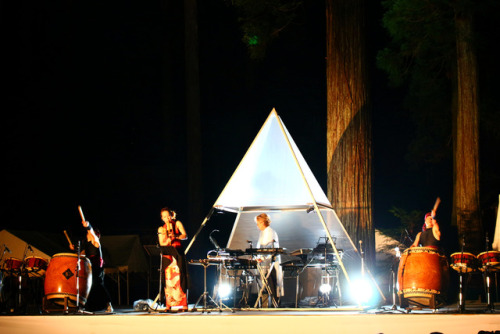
[405,229,413,242]
[27,244,33,252]
[209,230,220,249]
[4,244,11,253]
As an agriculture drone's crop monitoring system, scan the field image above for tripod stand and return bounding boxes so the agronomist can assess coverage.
[190,259,220,313]
[378,248,406,314]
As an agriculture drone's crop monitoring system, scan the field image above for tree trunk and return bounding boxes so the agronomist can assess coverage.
[453,8,482,253]
[326,0,374,267]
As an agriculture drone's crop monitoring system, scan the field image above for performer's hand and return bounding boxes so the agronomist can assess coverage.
[69,244,75,251]
[82,220,90,229]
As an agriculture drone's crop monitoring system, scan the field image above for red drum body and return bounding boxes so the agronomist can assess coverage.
[450,252,477,273]
[25,256,49,276]
[397,247,449,308]
[4,258,22,272]
[44,253,92,306]
[477,251,500,272]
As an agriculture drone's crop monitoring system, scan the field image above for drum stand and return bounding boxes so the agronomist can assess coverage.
[192,260,220,313]
[483,266,495,312]
[481,235,497,312]
[456,267,472,313]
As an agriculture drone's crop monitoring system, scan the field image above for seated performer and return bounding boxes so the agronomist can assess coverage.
[158,207,188,311]
[411,208,441,248]
[254,213,283,307]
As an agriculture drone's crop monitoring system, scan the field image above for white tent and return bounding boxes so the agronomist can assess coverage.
[186,109,380,305]
[0,230,61,266]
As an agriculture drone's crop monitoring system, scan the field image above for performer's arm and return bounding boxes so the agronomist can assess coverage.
[82,220,100,248]
[432,220,441,241]
[158,226,170,246]
[175,221,188,240]
[411,232,421,247]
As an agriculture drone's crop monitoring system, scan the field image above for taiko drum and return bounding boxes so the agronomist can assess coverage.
[397,247,449,307]
[477,251,500,272]
[44,253,92,306]
[450,252,477,273]
[3,257,22,272]
[25,256,49,277]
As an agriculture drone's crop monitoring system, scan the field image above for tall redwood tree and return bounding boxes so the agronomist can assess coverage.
[326,0,374,266]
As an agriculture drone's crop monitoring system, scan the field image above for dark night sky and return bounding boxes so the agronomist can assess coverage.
[2,1,498,256]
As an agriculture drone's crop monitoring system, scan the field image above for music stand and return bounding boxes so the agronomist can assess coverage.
[147,246,165,312]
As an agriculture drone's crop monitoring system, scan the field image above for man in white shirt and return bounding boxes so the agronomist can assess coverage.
[255,213,283,307]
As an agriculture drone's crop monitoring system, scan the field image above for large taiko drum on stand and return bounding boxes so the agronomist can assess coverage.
[44,253,92,308]
[397,247,449,308]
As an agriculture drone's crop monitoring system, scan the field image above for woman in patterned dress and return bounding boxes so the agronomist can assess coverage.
[158,207,188,311]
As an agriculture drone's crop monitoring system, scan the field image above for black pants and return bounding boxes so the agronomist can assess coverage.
[85,266,112,311]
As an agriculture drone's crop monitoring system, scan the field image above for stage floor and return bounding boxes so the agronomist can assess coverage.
[1,302,499,334]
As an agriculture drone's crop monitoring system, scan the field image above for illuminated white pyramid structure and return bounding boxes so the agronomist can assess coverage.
[214,108,330,210]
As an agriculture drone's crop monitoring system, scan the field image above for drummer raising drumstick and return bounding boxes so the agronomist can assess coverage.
[412,198,442,248]
[71,206,113,313]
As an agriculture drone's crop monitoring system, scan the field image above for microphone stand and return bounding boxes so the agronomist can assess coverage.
[17,245,30,313]
[457,235,467,313]
[73,241,83,314]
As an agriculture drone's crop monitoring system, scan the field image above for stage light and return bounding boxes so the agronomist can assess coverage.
[319,283,332,294]
[350,278,374,305]
[217,282,232,300]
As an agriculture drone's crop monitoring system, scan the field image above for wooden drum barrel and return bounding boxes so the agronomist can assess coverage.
[44,253,93,306]
[397,247,449,308]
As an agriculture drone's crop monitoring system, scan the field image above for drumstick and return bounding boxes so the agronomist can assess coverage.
[78,205,86,222]
[63,230,74,249]
[432,197,441,213]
